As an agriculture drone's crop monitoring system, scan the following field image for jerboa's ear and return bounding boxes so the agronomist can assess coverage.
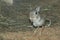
[35,6,41,12]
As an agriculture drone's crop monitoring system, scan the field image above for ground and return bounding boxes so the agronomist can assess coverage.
[0,0,60,40]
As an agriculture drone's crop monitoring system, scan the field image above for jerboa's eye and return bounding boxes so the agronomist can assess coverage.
[35,12,37,14]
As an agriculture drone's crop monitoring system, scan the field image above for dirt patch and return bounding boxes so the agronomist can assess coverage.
[0,26,60,40]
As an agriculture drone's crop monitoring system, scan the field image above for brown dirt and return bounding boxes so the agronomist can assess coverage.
[0,26,60,40]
